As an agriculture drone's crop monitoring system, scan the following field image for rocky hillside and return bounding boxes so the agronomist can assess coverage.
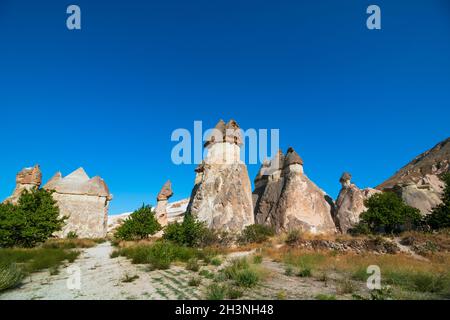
[377,137,450,214]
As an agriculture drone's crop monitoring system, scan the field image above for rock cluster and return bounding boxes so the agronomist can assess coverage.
[44,168,112,238]
[335,172,380,233]
[253,147,336,234]
[377,137,449,214]
[4,165,42,204]
[187,119,254,232]
[155,180,174,227]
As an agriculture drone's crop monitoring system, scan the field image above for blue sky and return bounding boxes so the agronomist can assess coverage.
[1,0,449,215]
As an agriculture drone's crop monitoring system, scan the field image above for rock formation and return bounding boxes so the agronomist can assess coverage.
[44,168,112,238]
[187,119,254,232]
[335,172,380,233]
[4,165,42,204]
[155,180,173,227]
[253,147,336,234]
[377,137,450,214]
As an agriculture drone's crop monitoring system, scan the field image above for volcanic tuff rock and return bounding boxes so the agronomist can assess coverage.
[4,165,42,204]
[253,147,336,234]
[335,172,381,233]
[155,180,173,227]
[377,137,450,214]
[187,119,254,232]
[44,168,112,238]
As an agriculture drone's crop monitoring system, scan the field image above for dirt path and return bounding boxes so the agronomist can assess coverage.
[0,242,204,300]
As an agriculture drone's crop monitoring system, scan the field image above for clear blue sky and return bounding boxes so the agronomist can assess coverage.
[1,1,449,215]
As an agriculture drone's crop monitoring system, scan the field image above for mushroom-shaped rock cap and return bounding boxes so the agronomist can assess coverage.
[339,172,352,184]
[157,180,174,201]
[204,119,226,147]
[225,119,243,145]
[284,147,304,167]
[16,164,42,185]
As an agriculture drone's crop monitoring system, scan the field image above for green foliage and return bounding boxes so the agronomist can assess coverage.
[66,231,78,239]
[114,205,161,241]
[355,192,422,234]
[0,188,65,248]
[234,269,259,287]
[296,266,312,278]
[205,283,226,300]
[238,224,275,244]
[284,265,294,276]
[0,263,24,292]
[226,286,243,299]
[252,255,263,264]
[163,214,212,247]
[426,174,450,230]
[186,259,200,272]
[315,294,336,300]
[188,277,201,287]
[222,258,260,287]
[285,229,301,245]
[210,257,222,266]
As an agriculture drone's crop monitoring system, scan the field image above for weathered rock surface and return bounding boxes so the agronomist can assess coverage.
[4,165,42,204]
[335,172,380,233]
[44,168,112,238]
[254,147,336,234]
[155,180,173,227]
[377,137,450,214]
[187,119,254,232]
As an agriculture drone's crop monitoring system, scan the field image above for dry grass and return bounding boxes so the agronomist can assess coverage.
[41,238,105,249]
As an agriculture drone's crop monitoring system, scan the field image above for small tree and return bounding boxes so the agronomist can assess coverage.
[115,205,161,241]
[163,214,211,247]
[426,173,450,230]
[356,192,422,234]
[0,188,64,248]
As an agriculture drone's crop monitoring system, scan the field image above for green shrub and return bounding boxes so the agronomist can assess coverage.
[163,214,213,247]
[199,269,215,279]
[354,192,422,234]
[253,255,263,264]
[238,224,274,244]
[0,263,24,292]
[285,229,301,245]
[186,259,200,272]
[297,267,312,278]
[426,174,450,230]
[188,277,201,287]
[284,266,294,276]
[114,205,161,240]
[226,286,243,299]
[315,294,336,300]
[210,257,222,266]
[235,269,259,287]
[205,284,226,300]
[223,258,250,280]
[0,188,65,248]
[66,231,78,239]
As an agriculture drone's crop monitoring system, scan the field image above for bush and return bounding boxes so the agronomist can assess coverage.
[354,192,422,234]
[296,267,312,278]
[235,269,259,287]
[0,188,65,248]
[188,277,201,287]
[163,214,211,247]
[205,284,226,300]
[238,224,275,244]
[226,286,243,299]
[0,263,24,292]
[186,259,200,272]
[66,231,78,239]
[114,205,161,241]
[285,229,301,245]
[426,174,450,230]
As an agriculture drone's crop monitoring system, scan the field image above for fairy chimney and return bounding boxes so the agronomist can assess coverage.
[155,180,173,227]
[4,165,42,204]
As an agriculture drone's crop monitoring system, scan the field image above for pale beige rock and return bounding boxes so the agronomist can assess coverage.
[4,165,42,204]
[44,168,112,238]
[335,173,380,233]
[254,148,336,234]
[155,180,173,227]
[187,119,254,232]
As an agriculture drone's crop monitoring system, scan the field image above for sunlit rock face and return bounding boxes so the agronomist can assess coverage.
[4,165,42,204]
[155,180,174,227]
[187,119,254,233]
[377,137,449,214]
[253,148,336,235]
[44,168,112,238]
[335,172,381,234]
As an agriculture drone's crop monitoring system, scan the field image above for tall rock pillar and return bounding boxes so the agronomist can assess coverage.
[155,180,173,227]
